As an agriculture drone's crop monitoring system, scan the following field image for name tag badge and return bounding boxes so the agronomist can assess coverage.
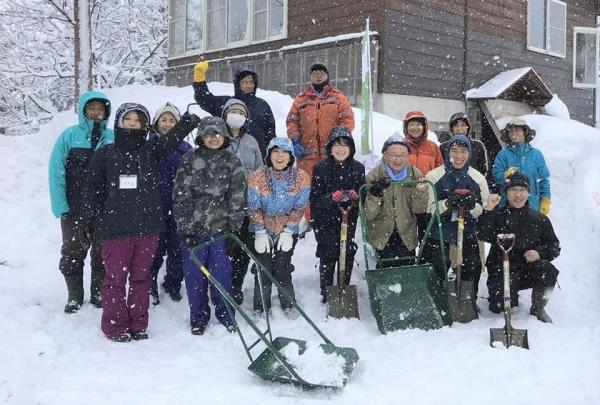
[119,175,138,189]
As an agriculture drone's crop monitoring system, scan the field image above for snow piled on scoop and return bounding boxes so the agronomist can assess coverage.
[277,341,347,388]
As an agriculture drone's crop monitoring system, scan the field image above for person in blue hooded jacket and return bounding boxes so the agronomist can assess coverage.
[192,59,276,157]
[492,118,551,214]
[48,90,114,313]
[425,135,490,320]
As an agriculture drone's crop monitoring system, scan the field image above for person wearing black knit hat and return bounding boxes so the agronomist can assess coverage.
[478,170,560,323]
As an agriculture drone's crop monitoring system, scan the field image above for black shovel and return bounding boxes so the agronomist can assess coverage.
[490,234,529,349]
[327,199,359,319]
[446,205,478,323]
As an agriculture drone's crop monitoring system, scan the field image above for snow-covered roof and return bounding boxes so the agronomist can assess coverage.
[466,67,553,106]
[466,67,533,99]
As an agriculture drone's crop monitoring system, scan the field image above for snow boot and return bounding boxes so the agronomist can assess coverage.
[90,271,104,308]
[131,331,149,341]
[90,294,102,309]
[109,333,132,343]
[64,274,84,310]
[151,282,160,306]
[232,285,244,305]
[530,286,553,323]
[191,325,206,336]
[64,300,81,313]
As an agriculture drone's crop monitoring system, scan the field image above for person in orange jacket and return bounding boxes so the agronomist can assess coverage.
[404,111,444,175]
[403,110,444,242]
[286,63,355,180]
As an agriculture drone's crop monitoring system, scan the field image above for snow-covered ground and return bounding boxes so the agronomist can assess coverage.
[1,83,599,404]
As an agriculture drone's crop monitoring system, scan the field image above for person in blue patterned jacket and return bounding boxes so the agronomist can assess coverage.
[246,137,311,315]
[48,90,114,313]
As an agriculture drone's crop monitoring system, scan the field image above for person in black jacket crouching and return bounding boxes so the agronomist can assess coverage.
[478,172,560,323]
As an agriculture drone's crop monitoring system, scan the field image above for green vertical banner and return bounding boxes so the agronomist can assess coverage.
[361,19,372,154]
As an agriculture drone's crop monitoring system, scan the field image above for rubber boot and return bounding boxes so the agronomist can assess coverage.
[90,270,104,308]
[64,274,84,313]
[530,286,553,323]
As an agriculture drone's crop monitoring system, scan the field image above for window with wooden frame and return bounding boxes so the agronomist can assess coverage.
[168,0,287,58]
[573,27,599,88]
[527,0,566,58]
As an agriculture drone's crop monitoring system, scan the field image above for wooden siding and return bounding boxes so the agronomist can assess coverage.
[381,7,466,99]
[380,0,597,124]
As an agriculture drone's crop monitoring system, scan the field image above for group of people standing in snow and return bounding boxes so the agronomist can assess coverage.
[48,59,561,342]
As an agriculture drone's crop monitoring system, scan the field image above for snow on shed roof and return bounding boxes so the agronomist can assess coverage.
[466,67,553,106]
[466,68,533,99]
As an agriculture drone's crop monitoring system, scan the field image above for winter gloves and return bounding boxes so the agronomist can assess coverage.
[254,232,273,254]
[276,231,294,252]
[193,60,209,83]
[540,197,552,215]
[332,189,359,203]
[255,230,293,253]
[292,139,305,158]
[331,190,345,202]
[504,166,518,179]
[446,190,476,210]
[368,178,391,197]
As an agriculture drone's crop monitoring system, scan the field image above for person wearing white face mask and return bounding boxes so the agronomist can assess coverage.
[221,98,263,305]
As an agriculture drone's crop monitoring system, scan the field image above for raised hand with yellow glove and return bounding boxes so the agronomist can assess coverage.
[540,197,551,216]
[504,166,518,179]
[193,59,209,83]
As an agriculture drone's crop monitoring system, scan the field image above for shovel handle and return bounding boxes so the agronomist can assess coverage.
[496,234,516,313]
[336,201,356,286]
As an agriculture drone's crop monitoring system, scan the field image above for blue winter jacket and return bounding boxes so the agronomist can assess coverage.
[48,91,114,218]
[492,143,551,211]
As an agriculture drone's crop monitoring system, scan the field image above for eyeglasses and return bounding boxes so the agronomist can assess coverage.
[202,133,223,139]
[385,152,409,160]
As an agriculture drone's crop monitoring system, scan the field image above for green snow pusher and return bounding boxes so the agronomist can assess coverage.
[189,234,359,389]
[359,180,453,333]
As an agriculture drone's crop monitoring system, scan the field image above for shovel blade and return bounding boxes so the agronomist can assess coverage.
[326,285,359,319]
[490,326,529,349]
[446,280,478,323]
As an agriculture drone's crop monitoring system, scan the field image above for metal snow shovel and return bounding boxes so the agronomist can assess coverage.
[490,234,529,349]
[327,198,359,319]
[446,203,478,323]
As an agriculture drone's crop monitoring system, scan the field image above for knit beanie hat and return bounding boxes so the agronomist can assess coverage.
[505,171,530,191]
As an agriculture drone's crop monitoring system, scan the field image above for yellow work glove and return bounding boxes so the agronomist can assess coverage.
[504,166,518,179]
[193,60,209,82]
[540,197,551,215]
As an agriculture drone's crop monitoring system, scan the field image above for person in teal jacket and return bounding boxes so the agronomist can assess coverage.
[48,90,114,313]
[492,118,551,214]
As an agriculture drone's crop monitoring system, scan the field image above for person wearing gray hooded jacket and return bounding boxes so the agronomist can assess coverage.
[221,98,263,304]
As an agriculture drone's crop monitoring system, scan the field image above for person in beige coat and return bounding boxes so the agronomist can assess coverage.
[364,134,428,268]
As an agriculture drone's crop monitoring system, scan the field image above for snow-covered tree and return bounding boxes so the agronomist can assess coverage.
[0,0,168,135]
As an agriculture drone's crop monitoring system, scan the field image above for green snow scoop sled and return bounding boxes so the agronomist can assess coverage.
[189,235,359,389]
[359,180,453,333]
